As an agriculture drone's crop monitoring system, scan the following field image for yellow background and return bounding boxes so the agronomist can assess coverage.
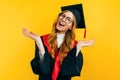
[0,0,120,80]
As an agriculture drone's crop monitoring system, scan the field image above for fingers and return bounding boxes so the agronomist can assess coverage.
[88,40,94,43]
[22,27,31,37]
[22,27,28,32]
[22,27,33,35]
[88,40,94,44]
[78,40,95,47]
[86,40,94,46]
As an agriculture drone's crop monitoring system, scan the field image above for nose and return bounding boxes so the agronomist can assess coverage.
[62,17,66,22]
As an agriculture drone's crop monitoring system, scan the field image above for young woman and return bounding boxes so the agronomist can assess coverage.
[22,4,94,80]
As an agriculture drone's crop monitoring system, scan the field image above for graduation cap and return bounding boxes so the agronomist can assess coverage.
[61,4,86,38]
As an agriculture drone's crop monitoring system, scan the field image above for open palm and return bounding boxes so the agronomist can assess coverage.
[22,27,39,40]
[77,40,94,49]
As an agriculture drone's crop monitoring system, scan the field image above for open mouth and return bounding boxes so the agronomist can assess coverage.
[59,22,65,27]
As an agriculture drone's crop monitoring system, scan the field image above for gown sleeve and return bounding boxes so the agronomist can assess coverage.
[30,41,54,75]
[59,46,83,77]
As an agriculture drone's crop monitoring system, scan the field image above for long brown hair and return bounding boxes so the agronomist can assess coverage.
[48,10,77,63]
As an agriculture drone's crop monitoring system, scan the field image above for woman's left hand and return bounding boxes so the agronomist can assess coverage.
[77,40,94,49]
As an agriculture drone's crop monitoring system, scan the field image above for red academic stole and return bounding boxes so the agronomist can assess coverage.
[42,34,77,80]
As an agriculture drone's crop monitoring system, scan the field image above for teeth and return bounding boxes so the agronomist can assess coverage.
[59,22,64,26]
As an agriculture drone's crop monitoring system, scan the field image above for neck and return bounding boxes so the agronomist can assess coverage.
[57,32,65,35]
[57,31,67,34]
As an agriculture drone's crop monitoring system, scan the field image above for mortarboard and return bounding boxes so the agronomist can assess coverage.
[61,4,86,38]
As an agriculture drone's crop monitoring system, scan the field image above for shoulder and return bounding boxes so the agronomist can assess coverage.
[40,34,50,47]
[40,34,50,40]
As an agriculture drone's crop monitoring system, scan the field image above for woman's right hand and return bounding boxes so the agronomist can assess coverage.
[22,27,45,55]
[22,27,39,41]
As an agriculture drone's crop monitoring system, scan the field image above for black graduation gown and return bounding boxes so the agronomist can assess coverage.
[30,36,83,80]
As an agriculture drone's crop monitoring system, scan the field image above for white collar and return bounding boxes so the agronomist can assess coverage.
[57,33,65,48]
[57,33,65,37]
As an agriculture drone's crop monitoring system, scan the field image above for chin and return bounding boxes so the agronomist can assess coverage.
[56,25,61,31]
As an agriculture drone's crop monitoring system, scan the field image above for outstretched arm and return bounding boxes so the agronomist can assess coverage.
[22,27,45,55]
[76,40,94,56]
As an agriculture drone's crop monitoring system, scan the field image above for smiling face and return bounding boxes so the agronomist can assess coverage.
[56,11,75,34]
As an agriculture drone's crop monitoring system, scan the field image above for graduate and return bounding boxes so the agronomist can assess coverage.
[22,4,94,80]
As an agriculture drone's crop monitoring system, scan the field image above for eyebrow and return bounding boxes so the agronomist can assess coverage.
[62,13,73,20]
